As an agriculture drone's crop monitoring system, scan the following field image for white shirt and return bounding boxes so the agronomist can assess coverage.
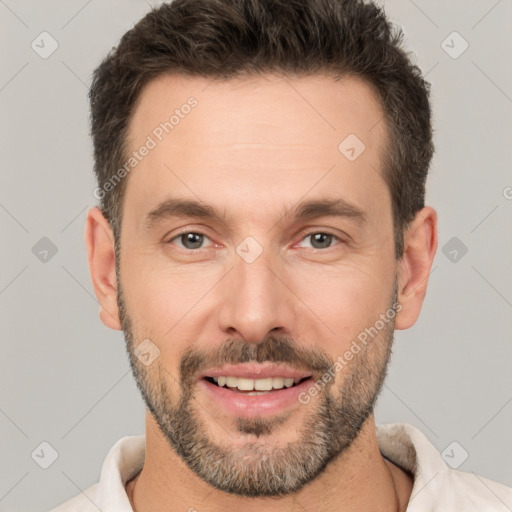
[49,423,512,511]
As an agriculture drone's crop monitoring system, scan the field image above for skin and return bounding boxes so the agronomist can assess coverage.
[85,73,437,511]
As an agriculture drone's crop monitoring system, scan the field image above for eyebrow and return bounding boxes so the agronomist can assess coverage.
[145,198,225,230]
[286,197,367,224]
[144,196,366,231]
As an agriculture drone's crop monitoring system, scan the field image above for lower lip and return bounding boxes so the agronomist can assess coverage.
[199,378,313,418]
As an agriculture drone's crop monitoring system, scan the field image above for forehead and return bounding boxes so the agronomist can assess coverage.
[123,72,389,224]
[128,71,386,149]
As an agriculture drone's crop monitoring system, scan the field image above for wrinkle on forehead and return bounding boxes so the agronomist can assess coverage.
[122,72,391,236]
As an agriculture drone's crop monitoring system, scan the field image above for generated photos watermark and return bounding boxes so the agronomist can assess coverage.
[93,96,198,200]
[298,301,402,405]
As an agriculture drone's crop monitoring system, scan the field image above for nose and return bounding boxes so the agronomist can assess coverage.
[216,243,296,343]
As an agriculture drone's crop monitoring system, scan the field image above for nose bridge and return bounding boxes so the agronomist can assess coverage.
[217,238,294,343]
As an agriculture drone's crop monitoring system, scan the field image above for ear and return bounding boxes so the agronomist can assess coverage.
[395,206,438,330]
[84,207,122,330]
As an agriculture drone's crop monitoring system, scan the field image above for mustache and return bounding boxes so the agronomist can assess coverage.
[179,334,334,383]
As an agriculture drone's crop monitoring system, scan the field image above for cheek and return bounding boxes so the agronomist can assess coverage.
[119,257,225,379]
[122,254,218,327]
[289,261,394,351]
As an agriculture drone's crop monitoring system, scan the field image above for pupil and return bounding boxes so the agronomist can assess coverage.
[311,233,331,249]
[182,233,203,249]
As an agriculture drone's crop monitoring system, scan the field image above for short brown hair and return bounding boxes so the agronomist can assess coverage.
[89,0,433,259]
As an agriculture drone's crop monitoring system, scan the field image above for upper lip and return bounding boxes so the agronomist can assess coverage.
[198,363,312,381]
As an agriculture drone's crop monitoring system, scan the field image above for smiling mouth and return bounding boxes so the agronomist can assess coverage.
[204,376,312,395]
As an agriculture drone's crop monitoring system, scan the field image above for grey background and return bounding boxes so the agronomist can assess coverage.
[0,1,511,511]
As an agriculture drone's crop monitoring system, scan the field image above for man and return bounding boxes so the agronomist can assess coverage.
[50,0,512,510]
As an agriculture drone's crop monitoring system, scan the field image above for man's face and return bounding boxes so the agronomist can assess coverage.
[116,73,398,496]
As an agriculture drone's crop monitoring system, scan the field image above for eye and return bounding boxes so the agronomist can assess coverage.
[168,232,214,250]
[297,232,343,250]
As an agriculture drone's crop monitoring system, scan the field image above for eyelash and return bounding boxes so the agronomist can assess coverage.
[166,230,345,253]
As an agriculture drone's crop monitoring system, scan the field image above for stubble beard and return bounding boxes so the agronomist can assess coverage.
[117,264,396,497]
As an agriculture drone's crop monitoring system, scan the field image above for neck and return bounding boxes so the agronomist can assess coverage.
[126,413,413,512]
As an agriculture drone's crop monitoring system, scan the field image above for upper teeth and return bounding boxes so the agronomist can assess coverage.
[212,376,297,391]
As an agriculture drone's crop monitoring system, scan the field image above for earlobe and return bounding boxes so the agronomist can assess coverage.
[84,207,122,330]
[395,206,438,330]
